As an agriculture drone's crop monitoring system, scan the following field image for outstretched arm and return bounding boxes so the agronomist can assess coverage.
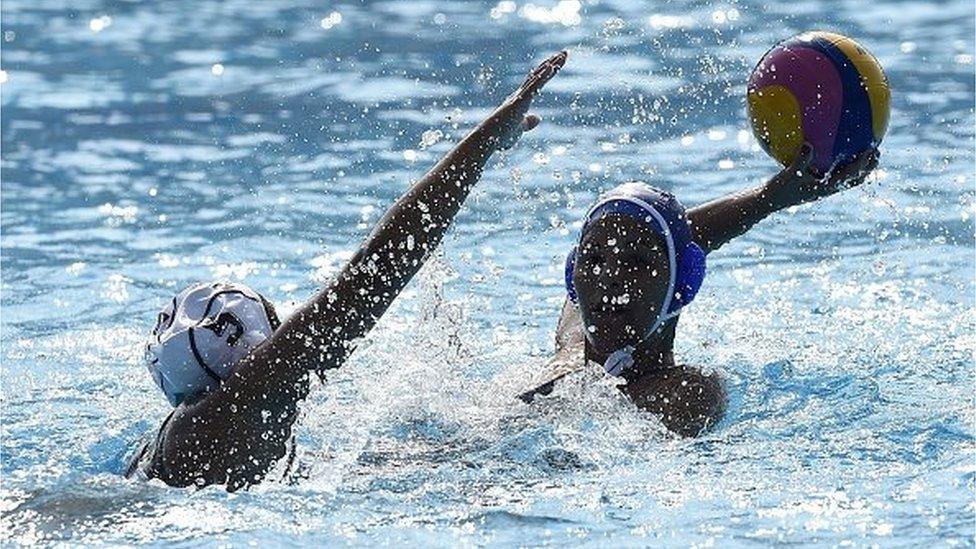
[688,145,880,253]
[517,147,880,404]
[277,51,567,374]
[154,52,567,489]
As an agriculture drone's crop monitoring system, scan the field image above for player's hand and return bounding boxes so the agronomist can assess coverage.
[770,144,880,206]
[480,50,567,151]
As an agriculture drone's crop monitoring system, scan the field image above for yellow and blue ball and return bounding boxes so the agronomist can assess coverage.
[747,31,890,174]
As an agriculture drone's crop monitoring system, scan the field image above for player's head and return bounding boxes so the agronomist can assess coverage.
[565,183,705,356]
[144,282,280,406]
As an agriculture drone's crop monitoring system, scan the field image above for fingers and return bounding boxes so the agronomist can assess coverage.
[858,149,880,178]
[516,50,568,100]
[865,148,881,171]
[521,114,541,132]
[490,51,564,148]
[496,115,539,150]
[850,149,879,178]
[830,148,880,188]
[865,150,880,173]
[827,160,860,185]
[789,143,815,174]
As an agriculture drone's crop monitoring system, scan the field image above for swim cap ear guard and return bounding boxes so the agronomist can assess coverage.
[673,241,706,308]
[565,245,579,303]
[564,182,706,353]
[144,282,279,407]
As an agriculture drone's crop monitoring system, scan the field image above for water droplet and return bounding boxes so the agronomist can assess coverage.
[420,129,443,149]
[707,128,727,141]
[648,14,691,29]
[490,1,517,19]
[520,0,582,26]
[602,17,625,35]
[89,15,112,33]
[320,11,342,30]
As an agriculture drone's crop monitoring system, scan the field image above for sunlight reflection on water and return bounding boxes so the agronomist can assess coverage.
[1,0,974,545]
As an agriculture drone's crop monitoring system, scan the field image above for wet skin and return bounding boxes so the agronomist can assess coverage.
[521,145,880,437]
[572,214,726,437]
[134,51,568,490]
[572,214,669,356]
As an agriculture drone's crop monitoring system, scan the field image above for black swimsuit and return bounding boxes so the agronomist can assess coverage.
[124,412,174,480]
[124,412,300,485]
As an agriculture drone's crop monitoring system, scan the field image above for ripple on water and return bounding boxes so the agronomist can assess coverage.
[1,0,973,545]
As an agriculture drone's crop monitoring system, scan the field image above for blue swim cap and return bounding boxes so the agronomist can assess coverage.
[565,182,706,342]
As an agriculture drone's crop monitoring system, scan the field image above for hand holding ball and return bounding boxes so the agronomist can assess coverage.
[747,31,890,175]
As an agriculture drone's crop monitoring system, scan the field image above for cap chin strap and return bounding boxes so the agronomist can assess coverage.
[582,195,678,377]
[603,345,636,376]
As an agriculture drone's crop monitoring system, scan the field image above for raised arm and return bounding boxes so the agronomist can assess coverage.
[155,52,567,489]
[277,52,567,373]
[688,145,879,253]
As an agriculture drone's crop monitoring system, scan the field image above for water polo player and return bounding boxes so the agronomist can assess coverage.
[521,143,879,437]
[127,51,567,490]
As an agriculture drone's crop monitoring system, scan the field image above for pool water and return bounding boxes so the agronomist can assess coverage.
[2,0,973,545]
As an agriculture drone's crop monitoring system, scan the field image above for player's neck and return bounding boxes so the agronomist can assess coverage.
[584,319,678,380]
[623,327,676,381]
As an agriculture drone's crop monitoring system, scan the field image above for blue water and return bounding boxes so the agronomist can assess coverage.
[2,0,974,545]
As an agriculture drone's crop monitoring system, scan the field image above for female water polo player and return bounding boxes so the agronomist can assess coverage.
[521,144,879,437]
[127,51,567,490]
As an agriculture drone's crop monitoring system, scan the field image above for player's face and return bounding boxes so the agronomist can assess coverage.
[573,215,670,355]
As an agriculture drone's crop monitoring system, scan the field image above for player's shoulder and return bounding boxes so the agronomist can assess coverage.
[124,409,180,482]
[518,343,588,403]
[624,364,726,437]
[554,298,585,352]
[124,438,153,480]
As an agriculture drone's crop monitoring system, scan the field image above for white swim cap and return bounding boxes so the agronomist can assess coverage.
[145,282,279,406]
